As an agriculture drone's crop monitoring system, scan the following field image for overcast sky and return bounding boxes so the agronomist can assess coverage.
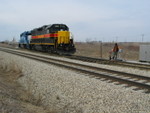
[0,0,150,42]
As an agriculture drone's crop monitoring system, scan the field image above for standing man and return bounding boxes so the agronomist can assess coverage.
[112,43,119,60]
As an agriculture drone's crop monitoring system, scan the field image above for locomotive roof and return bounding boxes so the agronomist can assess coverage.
[20,31,31,36]
[31,24,68,31]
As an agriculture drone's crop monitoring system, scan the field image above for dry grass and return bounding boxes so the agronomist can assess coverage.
[0,62,55,113]
[74,42,149,61]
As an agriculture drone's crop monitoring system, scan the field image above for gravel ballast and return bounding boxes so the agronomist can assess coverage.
[0,51,150,113]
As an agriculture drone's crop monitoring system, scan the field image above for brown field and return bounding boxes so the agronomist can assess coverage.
[74,42,149,61]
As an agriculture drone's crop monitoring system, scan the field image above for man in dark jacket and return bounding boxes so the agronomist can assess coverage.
[112,43,119,60]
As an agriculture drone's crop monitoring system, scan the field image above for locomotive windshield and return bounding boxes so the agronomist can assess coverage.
[50,24,69,32]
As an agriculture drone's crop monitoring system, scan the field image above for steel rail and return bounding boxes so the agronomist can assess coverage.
[67,55,150,70]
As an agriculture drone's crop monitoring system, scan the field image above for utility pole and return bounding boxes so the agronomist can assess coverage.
[141,34,144,42]
[116,36,118,42]
[99,41,102,58]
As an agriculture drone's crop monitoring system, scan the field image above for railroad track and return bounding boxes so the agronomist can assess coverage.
[66,55,150,70]
[0,47,150,93]
[1,45,150,70]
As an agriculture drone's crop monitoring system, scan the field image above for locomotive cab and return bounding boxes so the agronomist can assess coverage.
[49,24,76,53]
[19,31,31,49]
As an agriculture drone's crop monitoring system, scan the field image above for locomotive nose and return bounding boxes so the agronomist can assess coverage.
[57,31,70,44]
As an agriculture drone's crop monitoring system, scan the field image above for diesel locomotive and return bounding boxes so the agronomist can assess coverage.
[19,24,76,54]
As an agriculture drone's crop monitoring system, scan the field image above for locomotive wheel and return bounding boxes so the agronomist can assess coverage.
[47,46,54,53]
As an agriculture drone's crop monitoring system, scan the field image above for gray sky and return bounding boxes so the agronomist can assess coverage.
[0,0,150,42]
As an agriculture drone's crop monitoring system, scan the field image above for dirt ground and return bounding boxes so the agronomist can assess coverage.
[0,64,53,113]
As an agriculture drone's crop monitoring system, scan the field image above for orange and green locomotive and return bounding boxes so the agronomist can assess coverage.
[19,24,76,54]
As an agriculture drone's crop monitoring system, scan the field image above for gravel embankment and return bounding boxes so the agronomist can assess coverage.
[0,68,50,113]
[0,50,150,113]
